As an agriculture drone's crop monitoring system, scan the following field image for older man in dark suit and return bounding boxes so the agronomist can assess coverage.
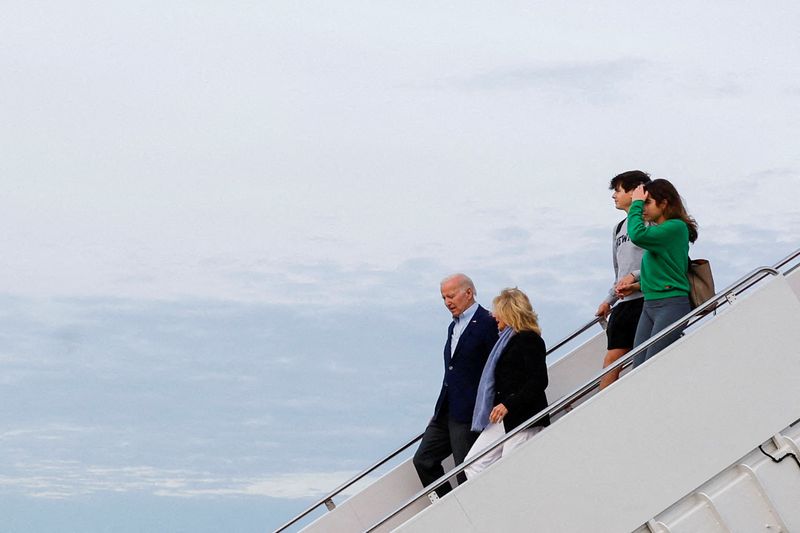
[413,273,499,499]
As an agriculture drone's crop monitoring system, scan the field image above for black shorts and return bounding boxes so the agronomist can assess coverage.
[606,298,644,350]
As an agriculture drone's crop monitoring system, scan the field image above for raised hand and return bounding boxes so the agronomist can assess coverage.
[631,184,648,202]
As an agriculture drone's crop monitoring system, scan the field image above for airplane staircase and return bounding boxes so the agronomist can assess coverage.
[275,248,800,533]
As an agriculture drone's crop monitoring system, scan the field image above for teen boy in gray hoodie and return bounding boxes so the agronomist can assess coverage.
[595,170,651,389]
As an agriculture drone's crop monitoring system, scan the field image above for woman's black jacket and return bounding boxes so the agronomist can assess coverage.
[494,330,550,432]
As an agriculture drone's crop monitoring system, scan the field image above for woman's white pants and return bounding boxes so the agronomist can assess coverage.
[463,421,542,479]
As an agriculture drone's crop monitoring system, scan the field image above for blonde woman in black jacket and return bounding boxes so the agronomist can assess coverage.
[464,288,549,479]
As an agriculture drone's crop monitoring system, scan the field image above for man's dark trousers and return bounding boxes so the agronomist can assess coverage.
[413,406,479,497]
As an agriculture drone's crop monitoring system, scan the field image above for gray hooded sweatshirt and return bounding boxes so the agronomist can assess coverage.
[603,218,644,306]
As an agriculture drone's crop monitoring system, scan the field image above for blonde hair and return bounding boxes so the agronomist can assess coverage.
[492,287,541,335]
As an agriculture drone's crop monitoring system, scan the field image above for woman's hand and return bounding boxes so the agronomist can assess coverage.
[615,282,640,298]
[631,184,648,202]
[489,403,508,424]
[615,273,639,298]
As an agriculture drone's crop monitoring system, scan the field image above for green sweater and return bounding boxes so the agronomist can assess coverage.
[627,200,690,300]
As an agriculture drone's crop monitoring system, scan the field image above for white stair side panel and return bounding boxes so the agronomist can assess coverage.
[700,467,785,533]
[300,504,362,533]
[750,453,800,532]
[646,424,800,532]
[300,459,428,533]
[395,275,800,533]
[544,330,605,402]
[392,494,476,533]
[655,494,729,533]
[787,267,800,298]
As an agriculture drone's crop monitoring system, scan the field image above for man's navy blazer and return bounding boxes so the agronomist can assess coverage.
[433,305,499,424]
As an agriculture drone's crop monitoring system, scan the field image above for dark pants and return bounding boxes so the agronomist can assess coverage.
[413,413,478,497]
[632,296,692,367]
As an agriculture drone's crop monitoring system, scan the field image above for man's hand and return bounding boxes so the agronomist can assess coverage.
[595,302,612,318]
[489,403,508,424]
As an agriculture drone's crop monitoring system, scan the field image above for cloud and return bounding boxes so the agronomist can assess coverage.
[185,372,259,384]
[0,424,94,440]
[490,226,531,243]
[686,167,800,246]
[0,459,378,501]
[455,57,650,102]
[200,471,378,500]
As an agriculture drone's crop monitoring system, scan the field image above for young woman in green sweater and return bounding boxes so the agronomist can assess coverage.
[615,179,698,367]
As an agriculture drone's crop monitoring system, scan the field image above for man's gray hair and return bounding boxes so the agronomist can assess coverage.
[440,273,476,295]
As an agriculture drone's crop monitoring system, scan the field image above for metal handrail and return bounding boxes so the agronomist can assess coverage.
[773,247,800,272]
[272,432,424,533]
[273,316,607,532]
[365,264,782,532]
[723,248,800,302]
[547,316,603,353]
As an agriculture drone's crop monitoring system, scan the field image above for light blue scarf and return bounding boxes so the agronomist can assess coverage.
[471,326,515,432]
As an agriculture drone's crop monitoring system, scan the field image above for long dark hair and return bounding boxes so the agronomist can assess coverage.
[645,179,698,243]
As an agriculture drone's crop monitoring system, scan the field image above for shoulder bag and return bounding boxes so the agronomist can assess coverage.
[688,258,716,310]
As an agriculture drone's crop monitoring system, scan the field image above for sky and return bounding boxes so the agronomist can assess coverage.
[1,1,799,532]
